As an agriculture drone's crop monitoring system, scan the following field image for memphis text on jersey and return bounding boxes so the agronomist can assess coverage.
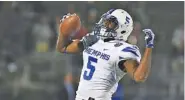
[84,47,110,61]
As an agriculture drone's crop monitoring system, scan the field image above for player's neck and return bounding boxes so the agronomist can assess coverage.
[103,38,115,42]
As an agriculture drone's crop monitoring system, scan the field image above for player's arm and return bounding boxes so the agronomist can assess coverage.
[56,31,98,53]
[123,29,155,82]
[124,48,152,82]
[56,33,80,53]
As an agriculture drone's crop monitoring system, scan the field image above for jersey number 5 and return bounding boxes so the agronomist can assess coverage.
[83,56,97,80]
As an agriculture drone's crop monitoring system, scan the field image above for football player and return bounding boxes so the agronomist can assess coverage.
[56,9,155,100]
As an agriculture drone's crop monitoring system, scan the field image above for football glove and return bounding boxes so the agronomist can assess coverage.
[143,29,155,48]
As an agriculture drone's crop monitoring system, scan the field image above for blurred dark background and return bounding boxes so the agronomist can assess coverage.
[0,1,183,100]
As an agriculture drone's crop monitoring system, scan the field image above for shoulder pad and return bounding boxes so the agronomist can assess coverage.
[122,46,139,57]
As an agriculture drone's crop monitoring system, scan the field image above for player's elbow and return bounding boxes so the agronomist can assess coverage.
[56,47,60,52]
[134,76,147,83]
[56,46,65,53]
[134,78,146,83]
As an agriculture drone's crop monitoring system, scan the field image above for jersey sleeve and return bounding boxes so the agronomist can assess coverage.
[118,45,141,63]
[80,32,99,49]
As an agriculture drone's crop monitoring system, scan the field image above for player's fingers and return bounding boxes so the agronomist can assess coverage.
[143,29,152,32]
[143,29,149,34]
[143,29,149,37]
[72,13,77,16]
[143,29,153,37]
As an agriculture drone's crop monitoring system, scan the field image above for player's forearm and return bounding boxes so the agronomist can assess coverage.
[56,33,82,53]
[56,34,70,53]
[134,48,152,82]
[56,34,64,52]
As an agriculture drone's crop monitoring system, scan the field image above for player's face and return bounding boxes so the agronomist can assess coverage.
[93,15,119,38]
[104,19,118,30]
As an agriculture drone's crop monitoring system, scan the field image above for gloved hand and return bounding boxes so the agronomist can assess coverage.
[143,29,155,48]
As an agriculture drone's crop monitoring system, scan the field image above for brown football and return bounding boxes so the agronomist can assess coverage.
[59,13,81,37]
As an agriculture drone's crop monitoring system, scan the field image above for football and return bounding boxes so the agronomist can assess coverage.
[59,13,81,37]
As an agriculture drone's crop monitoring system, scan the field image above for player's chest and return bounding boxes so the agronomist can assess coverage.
[83,41,119,61]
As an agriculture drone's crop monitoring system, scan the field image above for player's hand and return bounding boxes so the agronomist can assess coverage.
[143,29,155,48]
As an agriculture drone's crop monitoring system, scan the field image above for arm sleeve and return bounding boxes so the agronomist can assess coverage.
[78,32,99,51]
